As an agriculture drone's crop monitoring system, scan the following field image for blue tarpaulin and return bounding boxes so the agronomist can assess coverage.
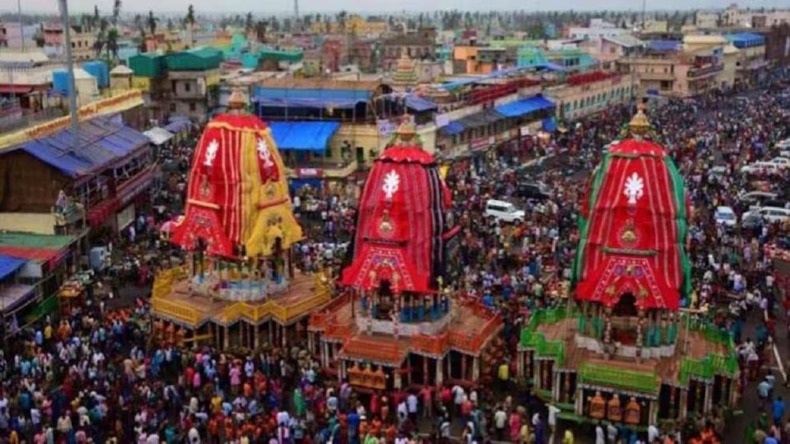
[495,95,555,118]
[405,95,437,112]
[439,121,465,137]
[9,117,149,178]
[268,121,341,152]
[0,254,25,281]
[253,87,371,109]
[164,119,192,134]
[542,117,557,132]
[289,178,323,194]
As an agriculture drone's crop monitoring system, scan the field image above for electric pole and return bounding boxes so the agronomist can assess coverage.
[58,0,79,146]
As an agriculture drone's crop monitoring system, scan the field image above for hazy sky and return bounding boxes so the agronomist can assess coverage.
[5,0,790,15]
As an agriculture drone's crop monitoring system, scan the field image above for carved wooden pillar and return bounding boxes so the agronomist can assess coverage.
[435,357,444,387]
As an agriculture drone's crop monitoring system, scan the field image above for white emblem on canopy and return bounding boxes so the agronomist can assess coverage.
[624,173,644,205]
[382,171,400,200]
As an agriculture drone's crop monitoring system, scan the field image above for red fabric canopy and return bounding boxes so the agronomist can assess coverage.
[341,144,444,294]
[575,139,684,311]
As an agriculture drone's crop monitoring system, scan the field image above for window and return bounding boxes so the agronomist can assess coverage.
[185,82,191,92]
[169,103,176,112]
[189,102,197,112]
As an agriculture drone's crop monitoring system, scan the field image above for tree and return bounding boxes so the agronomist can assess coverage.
[112,0,121,26]
[245,12,254,33]
[106,28,119,60]
[254,20,267,43]
[184,4,197,46]
[167,18,174,31]
[147,10,157,36]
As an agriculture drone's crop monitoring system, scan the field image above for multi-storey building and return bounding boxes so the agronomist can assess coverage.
[381,31,435,72]
[545,71,637,120]
[695,4,790,29]
[725,32,768,83]
[568,19,631,41]
[616,41,727,98]
[129,48,222,123]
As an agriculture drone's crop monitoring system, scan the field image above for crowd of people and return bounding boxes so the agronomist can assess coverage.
[1,68,790,444]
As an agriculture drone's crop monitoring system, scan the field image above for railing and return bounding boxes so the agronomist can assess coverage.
[679,353,739,385]
[343,337,403,363]
[151,297,201,326]
[687,64,724,79]
[578,362,660,393]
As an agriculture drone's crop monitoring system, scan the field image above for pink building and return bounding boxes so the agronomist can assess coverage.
[43,23,64,46]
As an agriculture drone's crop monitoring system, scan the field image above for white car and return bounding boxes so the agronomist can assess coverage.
[714,206,737,227]
[770,157,790,169]
[742,206,790,225]
[740,161,781,175]
[485,199,525,223]
[776,139,790,149]
[738,191,779,206]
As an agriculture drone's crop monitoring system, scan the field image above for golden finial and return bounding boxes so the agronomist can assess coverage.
[228,89,247,112]
[394,116,416,144]
[628,103,650,137]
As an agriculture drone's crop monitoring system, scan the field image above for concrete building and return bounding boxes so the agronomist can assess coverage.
[517,45,597,71]
[695,4,790,29]
[580,35,645,70]
[763,23,790,66]
[128,48,222,123]
[725,32,768,84]
[381,32,435,72]
[545,71,636,121]
[452,45,509,74]
[568,19,630,41]
[616,40,726,98]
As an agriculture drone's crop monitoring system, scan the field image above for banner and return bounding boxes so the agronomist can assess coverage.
[0,89,145,150]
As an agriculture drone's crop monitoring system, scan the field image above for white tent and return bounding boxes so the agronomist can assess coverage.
[143,127,175,146]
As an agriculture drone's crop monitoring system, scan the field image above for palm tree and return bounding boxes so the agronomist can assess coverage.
[112,0,122,26]
[254,19,267,43]
[147,10,157,36]
[184,4,197,46]
[245,12,254,34]
[106,28,120,60]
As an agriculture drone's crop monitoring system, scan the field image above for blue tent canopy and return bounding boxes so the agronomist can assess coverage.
[439,121,465,137]
[253,87,371,109]
[0,255,25,281]
[495,95,555,118]
[405,95,437,112]
[164,119,192,133]
[542,117,557,132]
[10,117,149,178]
[268,121,341,152]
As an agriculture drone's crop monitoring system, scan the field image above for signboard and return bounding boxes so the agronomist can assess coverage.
[0,90,145,150]
[296,168,324,178]
[117,168,155,207]
[471,136,495,151]
[206,73,221,87]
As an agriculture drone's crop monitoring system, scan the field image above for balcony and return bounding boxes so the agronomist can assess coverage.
[638,71,676,81]
[687,63,724,79]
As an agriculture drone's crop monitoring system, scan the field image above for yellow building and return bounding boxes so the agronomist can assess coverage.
[545,72,636,120]
[309,15,389,36]
[70,27,96,61]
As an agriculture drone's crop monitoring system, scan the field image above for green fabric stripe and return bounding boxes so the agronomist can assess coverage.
[571,156,610,286]
[666,156,693,297]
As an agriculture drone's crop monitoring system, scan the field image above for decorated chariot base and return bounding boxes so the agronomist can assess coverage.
[150,91,331,350]
[515,108,741,427]
[309,122,505,391]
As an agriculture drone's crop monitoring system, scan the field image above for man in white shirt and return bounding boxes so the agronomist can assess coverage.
[452,385,465,419]
[648,424,660,442]
[595,424,605,444]
[493,406,507,441]
[547,404,560,436]
[406,392,418,422]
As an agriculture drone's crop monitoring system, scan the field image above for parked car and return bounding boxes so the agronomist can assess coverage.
[485,199,526,223]
[770,157,790,169]
[714,206,737,227]
[740,161,781,175]
[742,206,790,225]
[741,213,764,230]
[516,182,551,201]
[738,191,779,207]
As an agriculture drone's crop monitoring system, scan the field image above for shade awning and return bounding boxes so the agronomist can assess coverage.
[0,254,26,280]
[495,95,555,118]
[455,109,504,130]
[253,87,372,109]
[268,121,341,152]
[405,95,437,112]
[143,127,175,146]
[164,120,192,134]
[439,121,465,137]
[542,117,558,132]
[0,85,34,94]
